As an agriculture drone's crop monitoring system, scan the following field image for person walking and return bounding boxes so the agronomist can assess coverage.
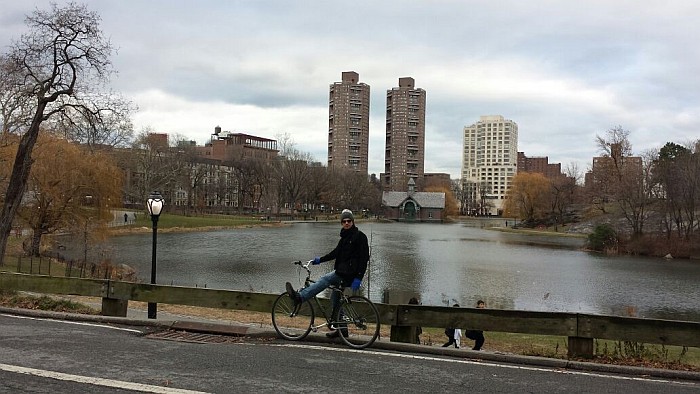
[442,303,461,348]
[465,300,486,350]
[408,297,422,344]
[286,209,369,338]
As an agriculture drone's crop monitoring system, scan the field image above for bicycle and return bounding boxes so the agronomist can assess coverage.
[271,260,380,349]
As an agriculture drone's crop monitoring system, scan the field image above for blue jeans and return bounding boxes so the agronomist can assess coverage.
[299,270,343,312]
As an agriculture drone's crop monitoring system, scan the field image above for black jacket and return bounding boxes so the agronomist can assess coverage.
[320,225,369,284]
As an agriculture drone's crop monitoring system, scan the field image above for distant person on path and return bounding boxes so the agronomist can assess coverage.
[285,209,369,338]
[124,213,128,223]
[441,303,461,348]
[408,297,422,344]
[465,300,486,350]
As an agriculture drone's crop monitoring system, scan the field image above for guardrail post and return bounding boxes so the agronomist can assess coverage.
[101,298,128,317]
[568,337,593,358]
[391,305,419,344]
[568,314,593,358]
[101,280,128,317]
[390,325,417,343]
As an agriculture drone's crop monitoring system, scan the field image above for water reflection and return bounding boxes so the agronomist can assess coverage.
[59,221,700,321]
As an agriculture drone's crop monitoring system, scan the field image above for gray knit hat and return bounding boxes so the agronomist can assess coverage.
[340,209,354,222]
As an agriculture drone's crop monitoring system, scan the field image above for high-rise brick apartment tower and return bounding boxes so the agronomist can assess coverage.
[383,77,426,191]
[461,115,518,216]
[328,71,370,173]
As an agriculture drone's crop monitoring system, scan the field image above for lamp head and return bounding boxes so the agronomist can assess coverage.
[147,191,165,217]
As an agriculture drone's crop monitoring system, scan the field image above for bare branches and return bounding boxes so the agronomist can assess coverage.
[0,3,129,264]
[19,3,113,98]
[51,93,136,149]
[0,55,33,134]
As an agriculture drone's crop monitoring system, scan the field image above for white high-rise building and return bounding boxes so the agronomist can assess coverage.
[461,115,518,215]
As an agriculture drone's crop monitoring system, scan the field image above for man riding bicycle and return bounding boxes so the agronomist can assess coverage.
[286,209,369,338]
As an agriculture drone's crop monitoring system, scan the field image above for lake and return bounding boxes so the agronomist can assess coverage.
[59,220,700,321]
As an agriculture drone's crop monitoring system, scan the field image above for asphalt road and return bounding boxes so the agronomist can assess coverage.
[0,313,698,393]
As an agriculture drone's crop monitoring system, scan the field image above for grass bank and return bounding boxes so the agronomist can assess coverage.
[113,212,287,234]
[0,290,98,315]
[417,327,699,371]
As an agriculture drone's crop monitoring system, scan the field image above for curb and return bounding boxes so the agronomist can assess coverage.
[2,306,699,382]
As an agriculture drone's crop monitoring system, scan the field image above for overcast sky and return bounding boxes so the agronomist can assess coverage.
[1,1,699,179]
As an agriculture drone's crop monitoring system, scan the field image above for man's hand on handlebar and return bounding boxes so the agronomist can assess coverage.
[293,260,313,269]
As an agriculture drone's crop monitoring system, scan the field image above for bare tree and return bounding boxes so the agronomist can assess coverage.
[596,126,633,174]
[335,169,371,211]
[549,175,576,229]
[274,146,315,216]
[589,126,634,214]
[53,94,136,150]
[617,150,657,237]
[460,179,477,215]
[653,141,700,240]
[230,157,269,213]
[362,174,384,215]
[272,133,320,216]
[304,164,332,216]
[478,181,493,216]
[563,162,582,185]
[594,126,654,237]
[121,129,183,208]
[184,160,210,214]
[0,3,127,264]
[0,56,33,135]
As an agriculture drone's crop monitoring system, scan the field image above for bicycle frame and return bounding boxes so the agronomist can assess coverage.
[297,265,349,333]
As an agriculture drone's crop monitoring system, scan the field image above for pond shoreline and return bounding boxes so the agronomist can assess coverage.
[107,221,291,236]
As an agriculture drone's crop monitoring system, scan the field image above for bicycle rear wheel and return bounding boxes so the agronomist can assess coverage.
[271,293,314,340]
[335,295,380,349]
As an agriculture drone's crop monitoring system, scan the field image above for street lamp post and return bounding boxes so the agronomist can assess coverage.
[146,191,164,319]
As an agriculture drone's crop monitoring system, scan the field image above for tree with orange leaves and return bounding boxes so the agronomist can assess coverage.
[16,133,122,256]
[503,172,551,224]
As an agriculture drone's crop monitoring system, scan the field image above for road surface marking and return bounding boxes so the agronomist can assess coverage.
[0,313,143,333]
[0,363,208,393]
[271,343,697,386]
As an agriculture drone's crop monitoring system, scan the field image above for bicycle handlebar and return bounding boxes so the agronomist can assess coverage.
[293,260,313,271]
[292,260,347,291]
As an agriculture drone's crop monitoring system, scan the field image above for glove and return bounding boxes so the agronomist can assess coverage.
[312,257,321,265]
[351,278,362,291]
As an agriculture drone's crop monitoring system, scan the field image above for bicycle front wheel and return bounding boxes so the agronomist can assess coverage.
[271,293,314,341]
[335,295,380,349]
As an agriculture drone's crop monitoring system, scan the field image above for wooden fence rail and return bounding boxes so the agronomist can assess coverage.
[2,272,698,358]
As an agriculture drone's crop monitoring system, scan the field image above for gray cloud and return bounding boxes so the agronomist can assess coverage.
[2,0,699,178]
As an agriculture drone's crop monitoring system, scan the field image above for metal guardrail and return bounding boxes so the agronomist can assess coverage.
[1,272,698,358]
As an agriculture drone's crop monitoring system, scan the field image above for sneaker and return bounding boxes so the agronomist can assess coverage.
[285,282,301,305]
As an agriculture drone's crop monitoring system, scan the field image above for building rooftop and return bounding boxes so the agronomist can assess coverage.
[382,191,445,209]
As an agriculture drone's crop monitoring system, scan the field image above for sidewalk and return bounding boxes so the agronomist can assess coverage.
[1,305,698,383]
